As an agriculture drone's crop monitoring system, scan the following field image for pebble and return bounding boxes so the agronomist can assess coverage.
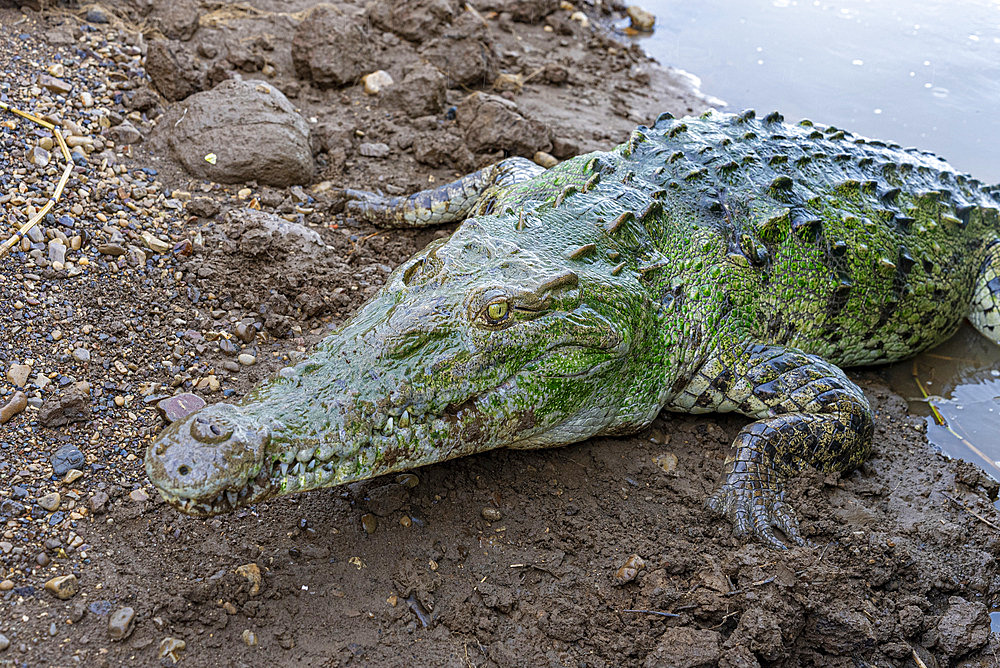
[0,633,8,652]
[80,91,94,107]
[109,121,142,145]
[28,146,50,167]
[235,563,262,595]
[44,574,79,600]
[626,5,656,31]
[72,347,91,363]
[396,473,419,489]
[533,151,558,168]
[241,629,258,646]
[235,322,257,343]
[6,364,30,386]
[38,492,61,512]
[97,242,126,256]
[481,507,502,522]
[129,488,149,502]
[237,353,257,366]
[156,393,206,423]
[48,239,66,265]
[51,444,86,475]
[142,231,171,254]
[0,391,27,424]
[362,70,394,95]
[39,73,72,94]
[0,580,13,591]
[108,606,136,640]
[64,469,84,484]
[359,142,390,158]
[159,637,186,662]
[653,452,678,473]
[361,513,377,534]
[613,553,646,585]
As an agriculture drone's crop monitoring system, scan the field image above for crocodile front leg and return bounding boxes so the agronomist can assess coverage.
[669,342,873,548]
[345,157,545,227]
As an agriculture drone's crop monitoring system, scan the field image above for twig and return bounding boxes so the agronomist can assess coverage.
[940,491,1000,533]
[621,609,679,618]
[911,361,1000,478]
[911,648,929,668]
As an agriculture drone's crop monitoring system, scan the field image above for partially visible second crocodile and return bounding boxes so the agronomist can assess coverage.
[146,110,1000,548]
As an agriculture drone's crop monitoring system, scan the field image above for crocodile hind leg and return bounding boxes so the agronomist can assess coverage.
[345,157,545,227]
[669,342,873,549]
[968,241,1000,343]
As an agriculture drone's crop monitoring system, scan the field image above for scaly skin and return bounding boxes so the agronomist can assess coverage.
[146,110,1000,548]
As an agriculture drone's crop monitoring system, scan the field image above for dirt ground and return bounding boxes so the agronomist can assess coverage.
[2,1,1000,666]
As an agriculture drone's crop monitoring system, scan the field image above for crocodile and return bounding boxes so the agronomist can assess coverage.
[146,110,1000,548]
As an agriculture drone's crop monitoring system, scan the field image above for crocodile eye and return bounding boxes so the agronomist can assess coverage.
[485,300,510,324]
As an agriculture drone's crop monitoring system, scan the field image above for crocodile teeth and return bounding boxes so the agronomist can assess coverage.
[398,410,411,428]
[279,462,289,477]
[383,416,394,435]
[292,462,304,477]
[226,490,238,507]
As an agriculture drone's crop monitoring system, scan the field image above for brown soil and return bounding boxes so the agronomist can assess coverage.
[2,1,1000,667]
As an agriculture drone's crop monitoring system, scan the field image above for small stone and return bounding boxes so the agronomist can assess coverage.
[45,574,79,600]
[235,322,257,343]
[237,187,253,200]
[89,491,109,513]
[39,74,72,95]
[108,607,136,640]
[235,563,262,596]
[626,5,655,31]
[47,63,65,77]
[241,629,258,646]
[38,492,61,512]
[219,339,239,356]
[28,146,51,167]
[129,489,149,502]
[395,473,419,488]
[0,633,8,651]
[97,243,126,256]
[237,353,256,366]
[141,232,171,254]
[51,328,64,341]
[85,7,109,23]
[64,469,84,484]
[6,364,30,386]
[159,637,186,662]
[37,552,51,567]
[359,142,390,158]
[0,391,27,424]
[156,393,206,423]
[362,70,394,95]
[361,513,377,534]
[51,444,85,476]
[48,240,66,265]
[108,121,142,145]
[533,151,558,168]
[613,553,646,585]
[481,507,502,522]
[80,91,94,107]
[653,452,678,473]
[0,580,13,591]
[72,348,91,363]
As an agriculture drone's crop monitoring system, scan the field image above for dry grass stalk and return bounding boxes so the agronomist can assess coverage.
[0,104,76,260]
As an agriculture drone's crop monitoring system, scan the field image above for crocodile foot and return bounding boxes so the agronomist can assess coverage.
[707,469,810,550]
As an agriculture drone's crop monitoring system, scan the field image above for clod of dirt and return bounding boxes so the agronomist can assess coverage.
[145,39,202,102]
[152,79,313,186]
[229,209,325,256]
[934,595,990,659]
[458,91,553,155]
[479,0,561,23]
[291,5,374,88]
[368,0,458,42]
[37,384,91,428]
[386,63,448,118]
[644,627,722,668]
[421,12,500,87]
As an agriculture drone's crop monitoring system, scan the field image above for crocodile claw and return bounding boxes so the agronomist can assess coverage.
[707,471,810,550]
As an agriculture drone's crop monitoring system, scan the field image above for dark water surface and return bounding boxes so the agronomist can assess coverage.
[633,1,1000,476]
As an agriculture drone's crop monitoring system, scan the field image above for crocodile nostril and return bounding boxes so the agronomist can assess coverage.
[178,465,191,476]
[190,416,233,443]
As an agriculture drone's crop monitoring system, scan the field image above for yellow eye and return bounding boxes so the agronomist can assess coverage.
[486,301,509,323]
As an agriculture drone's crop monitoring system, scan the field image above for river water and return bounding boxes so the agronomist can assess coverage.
[632,0,1000,480]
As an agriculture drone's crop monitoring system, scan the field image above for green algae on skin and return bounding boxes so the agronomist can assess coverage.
[146,110,1000,548]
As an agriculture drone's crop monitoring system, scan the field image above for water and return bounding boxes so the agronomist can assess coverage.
[633,1,1000,473]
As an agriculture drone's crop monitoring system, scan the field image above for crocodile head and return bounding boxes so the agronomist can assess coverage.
[147,217,657,515]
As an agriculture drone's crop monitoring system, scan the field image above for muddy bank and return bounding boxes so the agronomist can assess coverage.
[0,1,999,667]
